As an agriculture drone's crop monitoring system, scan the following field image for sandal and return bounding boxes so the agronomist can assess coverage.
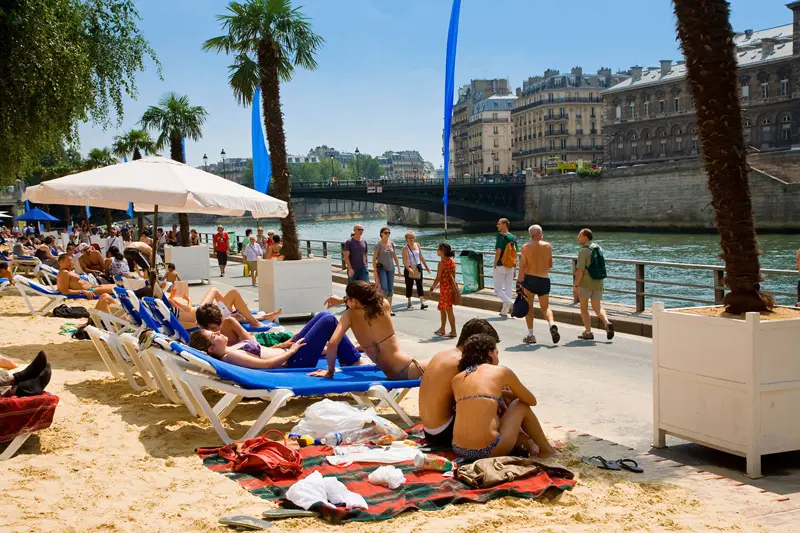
[614,458,643,473]
[433,330,445,337]
[445,332,457,338]
[580,455,621,470]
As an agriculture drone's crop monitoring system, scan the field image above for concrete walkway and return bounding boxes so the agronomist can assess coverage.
[192,261,800,529]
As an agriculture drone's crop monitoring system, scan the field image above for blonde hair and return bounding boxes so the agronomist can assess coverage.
[405,231,416,240]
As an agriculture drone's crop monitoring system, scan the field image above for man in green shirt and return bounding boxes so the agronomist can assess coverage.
[573,228,614,341]
[493,218,517,317]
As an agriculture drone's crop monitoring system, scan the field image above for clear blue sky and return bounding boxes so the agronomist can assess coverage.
[78,0,790,168]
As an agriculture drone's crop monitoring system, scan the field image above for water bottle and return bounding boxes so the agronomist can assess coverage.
[319,426,386,446]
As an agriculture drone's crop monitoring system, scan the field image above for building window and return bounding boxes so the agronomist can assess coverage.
[629,102,635,118]
[760,83,768,99]
[492,112,498,120]
[554,77,562,87]
[590,137,596,147]
[590,107,596,117]
[643,100,650,116]
[559,107,565,117]
[631,145,638,156]
[675,138,683,152]
[577,138,582,148]
[673,97,680,112]
[561,154,568,161]
[615,104,621,120]
[658,100,665,114]
[781,78,789,97]
[549,139,556,150]
[744,117,751,127]
[493,126,498,135]
[494,138,499,148]
[689,95,694,109]
[645,142,652,154]
[781,115,791,141]
[741,81,750,101]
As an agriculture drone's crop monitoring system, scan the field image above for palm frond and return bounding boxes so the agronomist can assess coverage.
[229,53,260,105]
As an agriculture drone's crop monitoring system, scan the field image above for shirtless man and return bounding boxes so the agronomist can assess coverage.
[517,224,560,345]
[123,240,153,276]
[311,281,426,380]
[79,246,107,278]
[419,319,500,447]
[55,253,116,313]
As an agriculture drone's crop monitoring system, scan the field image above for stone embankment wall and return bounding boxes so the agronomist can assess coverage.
[386,206,462,228]
[525,151,800,231]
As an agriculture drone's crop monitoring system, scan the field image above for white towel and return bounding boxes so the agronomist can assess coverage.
[285,471,368,511]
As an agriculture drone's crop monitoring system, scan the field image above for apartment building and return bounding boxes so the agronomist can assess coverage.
[512,67,629,172]
[602,4,800,165]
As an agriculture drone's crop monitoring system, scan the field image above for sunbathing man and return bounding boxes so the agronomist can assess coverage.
[310,281,427,380]
[55,253,116,313]
[419,319,500,448]
[79,245,109,282]
[0,351,52,398]
[517,224,560,345]
[168,286,281,330]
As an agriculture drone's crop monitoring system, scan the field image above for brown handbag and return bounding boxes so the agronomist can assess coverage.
[198,429,303,478]
[456,456,574,489]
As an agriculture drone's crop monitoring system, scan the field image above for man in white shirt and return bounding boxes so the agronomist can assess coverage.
[243,235,264,287]
[106,227,124,252]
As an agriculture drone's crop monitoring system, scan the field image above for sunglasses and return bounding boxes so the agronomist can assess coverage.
[355,228,364,232]
[382,231,391,235]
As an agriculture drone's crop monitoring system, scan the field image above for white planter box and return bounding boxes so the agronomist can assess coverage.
[652,302,800,478]
[258,257,331,318]
[165,245,210,284]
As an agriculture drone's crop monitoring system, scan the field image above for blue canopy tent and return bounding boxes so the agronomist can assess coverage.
[15,207,60,223]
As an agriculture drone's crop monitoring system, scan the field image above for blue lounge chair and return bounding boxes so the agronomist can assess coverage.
[13,274,88,316]
[167,341,418,443]
[142,297,194,342]
[113,287,162,331]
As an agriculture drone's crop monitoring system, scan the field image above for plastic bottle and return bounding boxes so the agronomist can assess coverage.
[319,426,386,446]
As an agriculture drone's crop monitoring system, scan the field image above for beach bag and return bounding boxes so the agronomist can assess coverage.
[243,262,249,277]
[52,304,90,319]
[500,236,517,269]
[200,429,302,478]
[456,457,574,489]
[511,293,529,318]
[407,263,421,280]
[586,244,607,280]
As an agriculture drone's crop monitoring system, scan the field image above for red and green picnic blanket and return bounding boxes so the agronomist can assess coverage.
[197,441,576,522]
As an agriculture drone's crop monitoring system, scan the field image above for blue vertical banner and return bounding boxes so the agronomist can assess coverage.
[252,87,272,193]
[86,205,91,219]
[181,137,187,164]
[24,200,30,212]
[442,0,461,234]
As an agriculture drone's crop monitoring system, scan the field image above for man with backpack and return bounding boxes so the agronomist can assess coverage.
[574,228,614,340]
[493,218,517,318]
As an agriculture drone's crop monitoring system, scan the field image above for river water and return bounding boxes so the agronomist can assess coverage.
[197,218,799,308]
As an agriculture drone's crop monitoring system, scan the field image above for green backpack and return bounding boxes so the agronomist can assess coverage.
[586,244,607,280]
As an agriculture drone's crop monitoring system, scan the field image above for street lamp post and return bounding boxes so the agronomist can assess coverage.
[355,147,360,181]
[413,166,417,181]
[220,149,226,179]
[203,153,208,172]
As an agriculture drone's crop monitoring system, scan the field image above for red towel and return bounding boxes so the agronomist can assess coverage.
[0,392,59,443]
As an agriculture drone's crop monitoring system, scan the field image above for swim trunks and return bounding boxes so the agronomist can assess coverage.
[522,275,551,296]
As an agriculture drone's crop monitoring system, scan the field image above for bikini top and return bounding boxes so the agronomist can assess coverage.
[237,340,262,357]
[455,365,503,404]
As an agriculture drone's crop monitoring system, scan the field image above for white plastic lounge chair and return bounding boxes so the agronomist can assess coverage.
[84,326,156,392]
[12,274,87,316]
[164,341,419,444]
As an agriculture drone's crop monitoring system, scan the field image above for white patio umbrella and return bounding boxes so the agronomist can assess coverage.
[0,212,11,219]
[23,156,287,265]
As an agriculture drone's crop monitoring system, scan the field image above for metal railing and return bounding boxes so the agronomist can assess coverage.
[198,235,798,311]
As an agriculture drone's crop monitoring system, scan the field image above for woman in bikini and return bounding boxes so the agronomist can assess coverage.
[311,281,427,380]
[188,310,367,370]
[451,333,557,461]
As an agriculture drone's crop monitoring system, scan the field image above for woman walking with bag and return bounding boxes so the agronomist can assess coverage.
[430,243,458,338]
[402,231,430,310]
[372,227,401,315]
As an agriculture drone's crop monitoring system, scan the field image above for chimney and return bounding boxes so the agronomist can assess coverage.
[597,67,611,77]
[660,60,673,76]
[790,2,800,58]
[516,87,521,97]
[544,69,560,79]
[571,66,583,76]
[744,29,754,39]
[761,37,776,54]
[630,66,643,81]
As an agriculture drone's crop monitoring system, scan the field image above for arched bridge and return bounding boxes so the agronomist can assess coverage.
[289,176,526,222]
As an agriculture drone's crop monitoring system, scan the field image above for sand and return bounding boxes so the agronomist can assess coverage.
[0,293,769,532]
[678,305,800,321]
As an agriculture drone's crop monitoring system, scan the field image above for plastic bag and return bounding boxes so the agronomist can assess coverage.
[368,466,406,489]
[291,400,407,440]
[325,443,420,466]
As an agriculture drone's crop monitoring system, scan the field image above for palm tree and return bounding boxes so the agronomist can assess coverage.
[140,92,208,246]
[85,148,118,232]
[112,129,157,236]
[204,0,324,261]
[672,0,773,314]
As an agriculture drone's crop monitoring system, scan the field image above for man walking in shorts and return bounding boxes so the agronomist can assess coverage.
[573,228,614,340]
[518,225,560,344]
[493,218,517,317]
[213,225,230,277]
[344,224,369,282]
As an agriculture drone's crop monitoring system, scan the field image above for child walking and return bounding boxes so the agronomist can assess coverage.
[431,243,457,338]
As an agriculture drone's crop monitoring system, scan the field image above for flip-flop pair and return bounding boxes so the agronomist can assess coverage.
[581,455,643,473]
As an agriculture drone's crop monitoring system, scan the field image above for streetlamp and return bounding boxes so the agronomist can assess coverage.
[413,166,417,180]
[354,147,360,180]
[203,153,208,172]
[220,149,226,178]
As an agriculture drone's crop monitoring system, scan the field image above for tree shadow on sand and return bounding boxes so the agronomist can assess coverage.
[1,341,108,372]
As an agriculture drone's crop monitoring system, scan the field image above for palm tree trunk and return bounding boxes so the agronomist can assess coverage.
[133,148,145,238]
[105,208,112,234]
[169,137,191,247]
[673,0,772,314]
[260,41,300,261]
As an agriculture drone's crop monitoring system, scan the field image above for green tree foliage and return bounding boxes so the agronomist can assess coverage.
[347,155,384,180]
[204,0,324,261]
[141,92,208,245]
[112,129,157,161]
[0,0,159,184]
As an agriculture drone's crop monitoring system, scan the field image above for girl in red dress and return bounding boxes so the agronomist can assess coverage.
[431,243,458,338]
